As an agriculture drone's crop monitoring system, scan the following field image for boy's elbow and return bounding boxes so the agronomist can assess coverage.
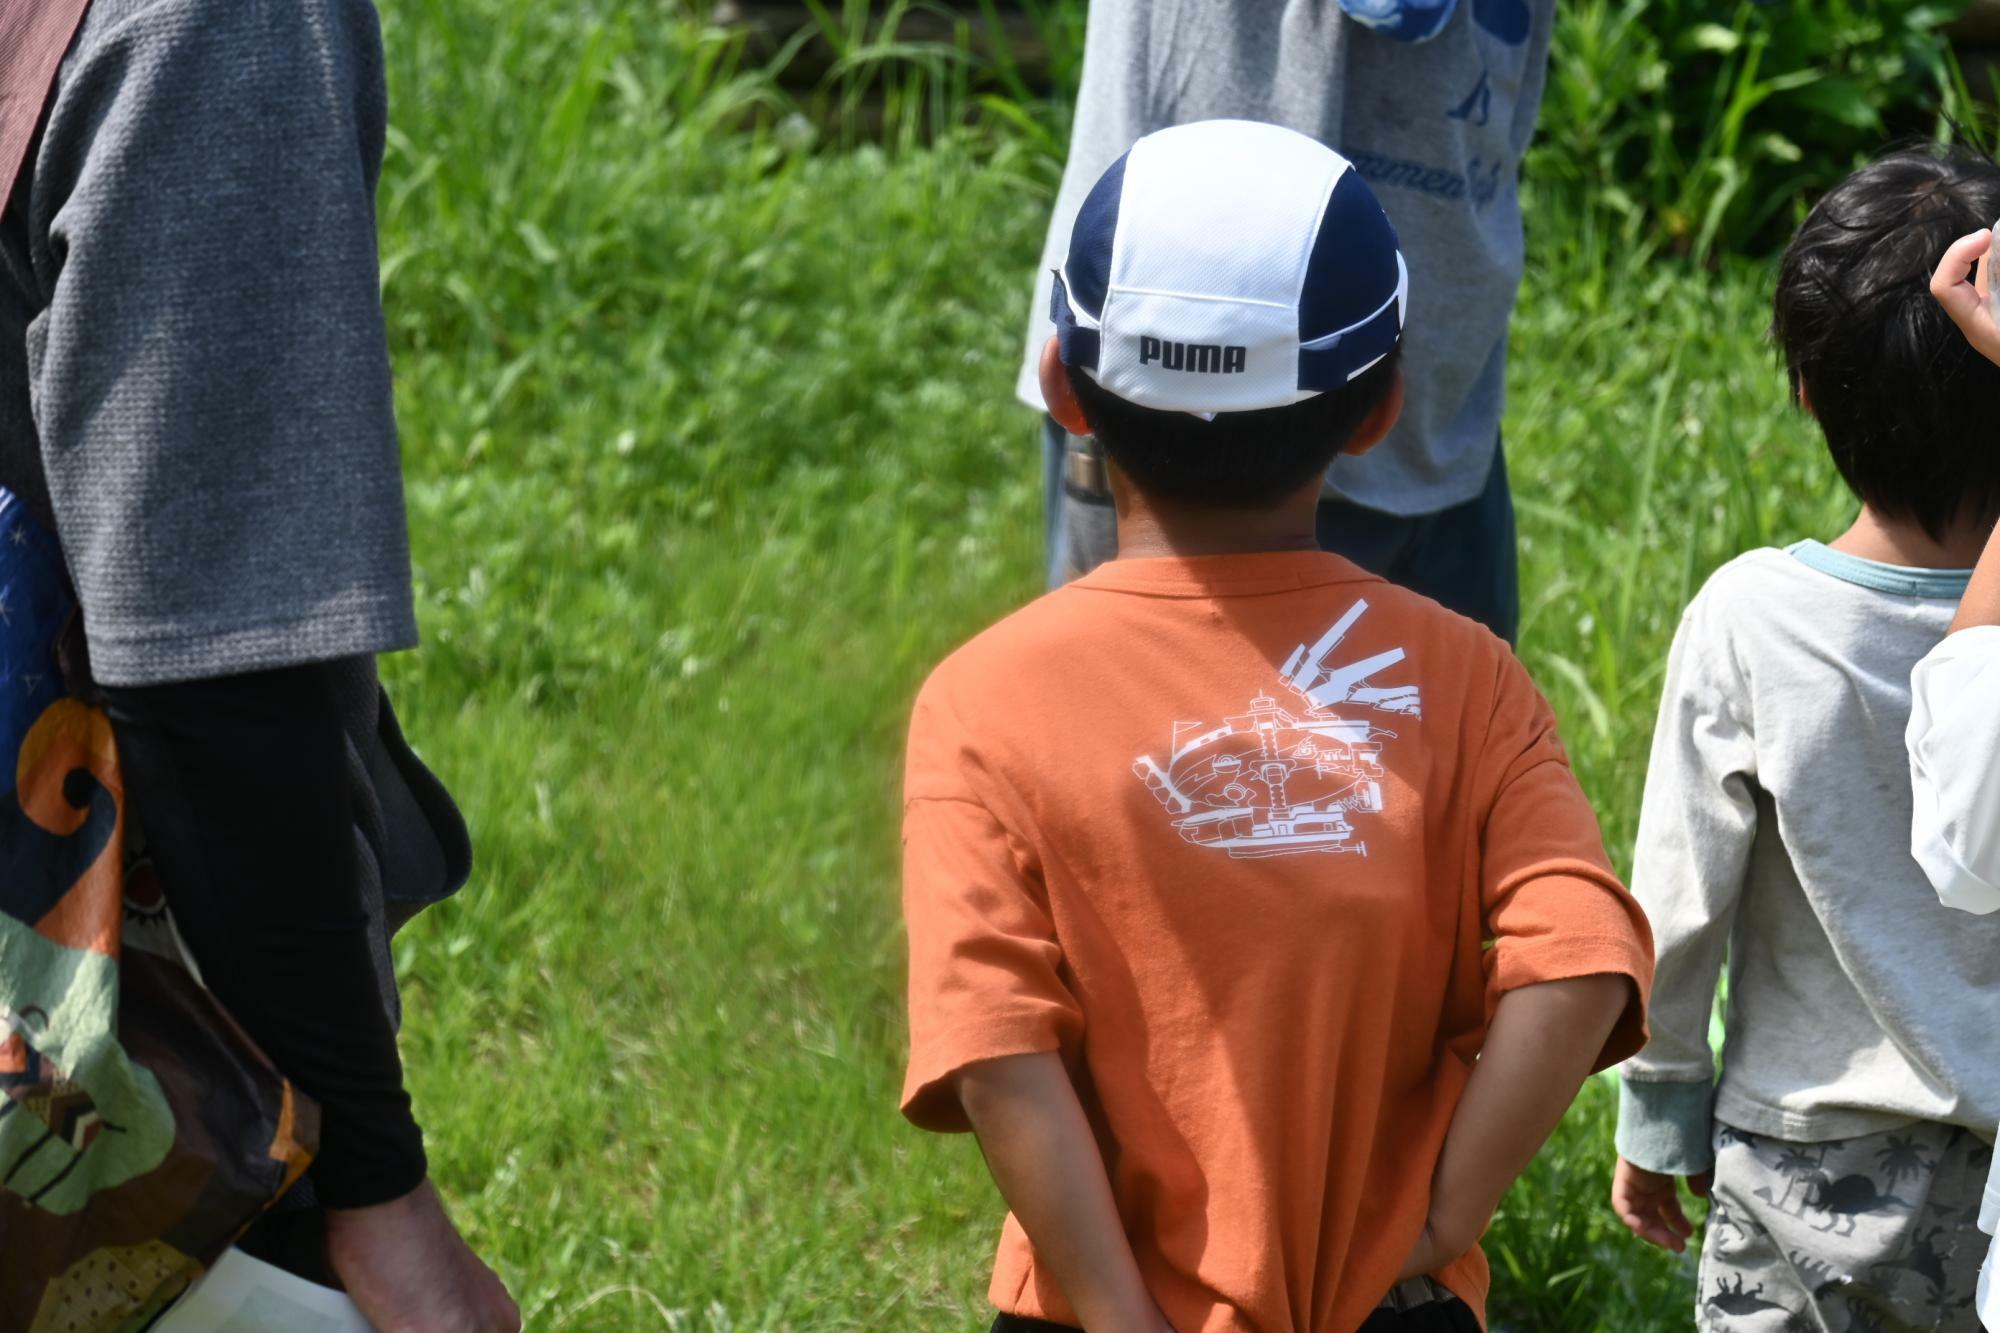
[954,1050,1063,1124]
[1516,972,1643,1065]
[1570,972,1639,1035]
[1536,971,1637,1012]
[1579,973,1648,1070]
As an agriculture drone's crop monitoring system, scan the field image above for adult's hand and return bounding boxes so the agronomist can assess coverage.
[1930,228,2000,366]
[325,1179,521,1333]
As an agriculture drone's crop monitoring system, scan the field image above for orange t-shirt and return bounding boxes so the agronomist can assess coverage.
[900,551,1652,1333]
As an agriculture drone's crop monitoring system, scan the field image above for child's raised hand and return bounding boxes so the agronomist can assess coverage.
[1610,1156,1707,1253]
[1930,228,2000,367]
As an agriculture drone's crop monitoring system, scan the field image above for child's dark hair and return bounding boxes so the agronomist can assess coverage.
[1773,143,2000,542]
[1066,347,1401,510]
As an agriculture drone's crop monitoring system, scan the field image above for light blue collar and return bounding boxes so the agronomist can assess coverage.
[1786,540,1972,599]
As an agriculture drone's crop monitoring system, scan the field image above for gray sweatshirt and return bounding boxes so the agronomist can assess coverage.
[1617,542,2000,1175]
[1017,0,1555,516]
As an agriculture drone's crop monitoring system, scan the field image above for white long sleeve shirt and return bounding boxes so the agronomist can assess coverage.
[1910,624,2000,913]
[1618,544,2000,1177]
[1907,620,2000,1330]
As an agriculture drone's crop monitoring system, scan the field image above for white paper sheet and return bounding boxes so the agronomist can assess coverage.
[154,1247,376,1332]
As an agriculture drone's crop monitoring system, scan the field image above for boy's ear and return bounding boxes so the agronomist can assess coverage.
[1040,335,1092,437]
[1341,364,1405,457]
[1795,377,1817,419]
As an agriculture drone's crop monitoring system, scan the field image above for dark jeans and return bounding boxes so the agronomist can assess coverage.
[990,1299,1482,1333]
[1041,419,1521,646]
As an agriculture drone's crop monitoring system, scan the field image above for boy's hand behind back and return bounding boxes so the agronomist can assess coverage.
[1393,1220,1457,1283]
[957,1052,1175,1333]
[1610,1157,1710,1253]
[1394,975,1635,1282]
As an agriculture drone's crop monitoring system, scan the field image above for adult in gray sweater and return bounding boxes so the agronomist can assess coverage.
[1023,0,1551,643]
[0,0,516,1327]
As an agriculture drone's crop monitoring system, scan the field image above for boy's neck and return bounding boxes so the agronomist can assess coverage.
[1827,506,1986,570]
[1111,475,1324,560]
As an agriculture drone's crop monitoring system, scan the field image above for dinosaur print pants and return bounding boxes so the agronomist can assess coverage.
[1698,1119,1994,1332]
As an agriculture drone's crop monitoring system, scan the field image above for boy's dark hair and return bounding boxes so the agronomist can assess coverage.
[1067,346,1401,510]
[1773,142,2000,542]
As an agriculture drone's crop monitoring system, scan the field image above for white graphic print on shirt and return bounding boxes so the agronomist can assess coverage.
[1132,599,1421,859]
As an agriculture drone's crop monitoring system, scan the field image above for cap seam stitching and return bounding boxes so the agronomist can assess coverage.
[1104,283,1293,310]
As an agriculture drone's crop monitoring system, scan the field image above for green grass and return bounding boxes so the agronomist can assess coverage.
[363,4,1854,1328]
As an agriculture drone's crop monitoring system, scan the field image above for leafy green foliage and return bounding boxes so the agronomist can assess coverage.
[770,0,1982,259]
[1532,0,1976,258]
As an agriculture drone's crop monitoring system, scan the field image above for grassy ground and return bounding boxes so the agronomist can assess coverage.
[365,5,1856,1328]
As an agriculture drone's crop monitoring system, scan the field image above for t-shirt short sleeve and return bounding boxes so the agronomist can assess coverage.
[24,0,417,686]
[900,687,1083,1133]
[1476,651,1655,1070]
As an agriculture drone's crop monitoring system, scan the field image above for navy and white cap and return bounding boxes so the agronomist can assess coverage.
[1051,119,1408,416]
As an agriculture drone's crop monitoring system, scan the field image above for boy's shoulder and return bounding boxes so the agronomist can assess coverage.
[914,555,1508,724]
[918,584,1092,691]
[1670,545,1931,699]
[1680,546,1815,632]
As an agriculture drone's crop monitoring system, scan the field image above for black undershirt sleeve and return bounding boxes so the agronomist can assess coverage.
[101,663,427,1210]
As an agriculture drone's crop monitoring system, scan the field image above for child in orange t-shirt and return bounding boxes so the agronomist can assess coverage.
[899,120,1653,1333]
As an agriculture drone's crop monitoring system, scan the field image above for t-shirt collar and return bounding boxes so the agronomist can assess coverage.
[1071,549,1376,598]
[1786,539,1973,599]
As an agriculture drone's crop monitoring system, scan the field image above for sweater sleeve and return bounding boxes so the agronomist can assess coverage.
[1908,625,2000,915]
[1615,594,1758,1177]
[102,663,427,1209]
[28,0,417,687]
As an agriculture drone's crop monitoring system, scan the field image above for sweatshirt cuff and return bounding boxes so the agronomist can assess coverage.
[1616,1077,1715,1175]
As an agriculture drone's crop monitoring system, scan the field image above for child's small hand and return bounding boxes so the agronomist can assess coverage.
[1391,1200,1487,1281]
[1610,1156,1709,1253]
[1930,228,2000,367]
[1392,1219,1449,1281]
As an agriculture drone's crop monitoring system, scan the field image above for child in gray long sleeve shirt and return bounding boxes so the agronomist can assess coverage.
[1611,146,2000,1331]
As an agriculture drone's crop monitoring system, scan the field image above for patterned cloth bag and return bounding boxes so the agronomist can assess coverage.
[0,488,319,1332]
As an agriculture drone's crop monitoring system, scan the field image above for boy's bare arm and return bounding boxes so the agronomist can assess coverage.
[1397,974,1632,1279]
[1952,518,2000,632]
[1932,226,2000,632]
[957,1052,1172,1333]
